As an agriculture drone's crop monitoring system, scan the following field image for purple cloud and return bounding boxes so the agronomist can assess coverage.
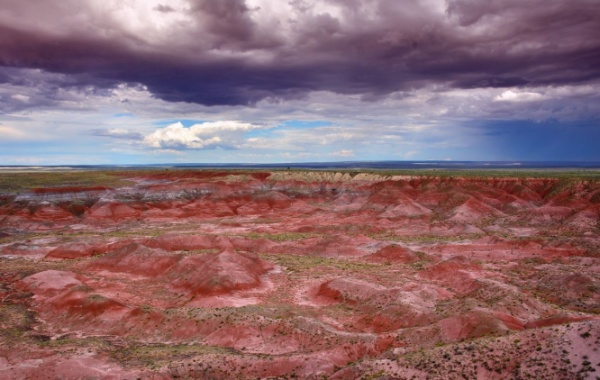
[0,0,598,106]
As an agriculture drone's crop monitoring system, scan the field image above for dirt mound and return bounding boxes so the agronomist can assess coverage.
[85,201,141,221]
[258,191,295,209]
[86,243,179,277]
[565,205,600,229]
[181,198,235,217]
[379,203,431,218]
[315,235,372,257]
[364,244,417,263]
[169,250,274,296]
[533,272,600,312]
[0,351,143,380]
[415,191,453,209]
[147,234,233,251]
[231,191,315,215]
[317,278,436,332]
[228,236,278,253]
[448,198,504,223]
[438,308,516,342]
[31,204,76,221]
[331,193,368,212]
[50,291,131,319]
[420,256,480,277]
[19,270,133,326]
[419,257,482,294]
[268,234,372,257]
[45,240,134,260]
[19,270,83,296]
[362,186,432,218]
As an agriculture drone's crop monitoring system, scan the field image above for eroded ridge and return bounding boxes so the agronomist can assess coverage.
[1,170,599,379]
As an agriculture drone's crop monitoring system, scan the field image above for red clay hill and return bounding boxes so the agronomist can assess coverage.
[0,169,599,379]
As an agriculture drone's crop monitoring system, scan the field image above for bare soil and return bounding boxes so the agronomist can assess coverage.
[0,170,599,379]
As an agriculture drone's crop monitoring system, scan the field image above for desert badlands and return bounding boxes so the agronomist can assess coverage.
[0,169,599,379]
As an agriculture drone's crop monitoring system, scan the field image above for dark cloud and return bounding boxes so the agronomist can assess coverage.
[0,66,116,113]
[189,0,254,44]
[154,4,176,13]
[0,0,598,106]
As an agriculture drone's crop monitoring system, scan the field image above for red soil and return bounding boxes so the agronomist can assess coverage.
[31,204,77,222]
[1,170,599,379]
[419,257,483,294]
[169,249,274,296]
[86,243,180,277]
[45,240,135,260]
[85,201,141,221]
[146,234,233,251]
[448,197,504,223]
[524,314,596,329]
[19,270,84,296]
[438,308,516,341]
[364,244,417,263]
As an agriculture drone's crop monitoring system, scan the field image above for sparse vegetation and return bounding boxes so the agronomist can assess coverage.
[0,170,132,194]
[245,232,316,242]
[1,169,599,379]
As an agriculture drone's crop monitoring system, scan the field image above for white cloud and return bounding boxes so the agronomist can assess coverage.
[0,125,28,139]
[92,128,143,139]
[495,90,544,102]
[11,94,30,103]
[143,121,267,150]
[330,149,355,157]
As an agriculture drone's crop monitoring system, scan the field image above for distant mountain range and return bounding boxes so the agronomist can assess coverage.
[2,161,600,170]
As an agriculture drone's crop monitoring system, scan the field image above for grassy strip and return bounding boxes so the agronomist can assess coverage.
[367,233,485,244]
[244,232,316,242]
[346,168,600,180]
[111,343,236,369]
[0,171,132,193]
[260,252,379,273]
[0,257,69,275]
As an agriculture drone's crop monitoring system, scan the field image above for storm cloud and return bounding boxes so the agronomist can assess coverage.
[1,0,598,106]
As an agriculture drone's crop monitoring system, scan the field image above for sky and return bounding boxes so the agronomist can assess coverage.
[0,0,599,165]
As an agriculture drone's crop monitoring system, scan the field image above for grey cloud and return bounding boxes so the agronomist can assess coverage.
[91,128,144,140]
[0,0,598,106]
[154,4,176,13]
[190,0,253,41]
[0,67,117,113]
